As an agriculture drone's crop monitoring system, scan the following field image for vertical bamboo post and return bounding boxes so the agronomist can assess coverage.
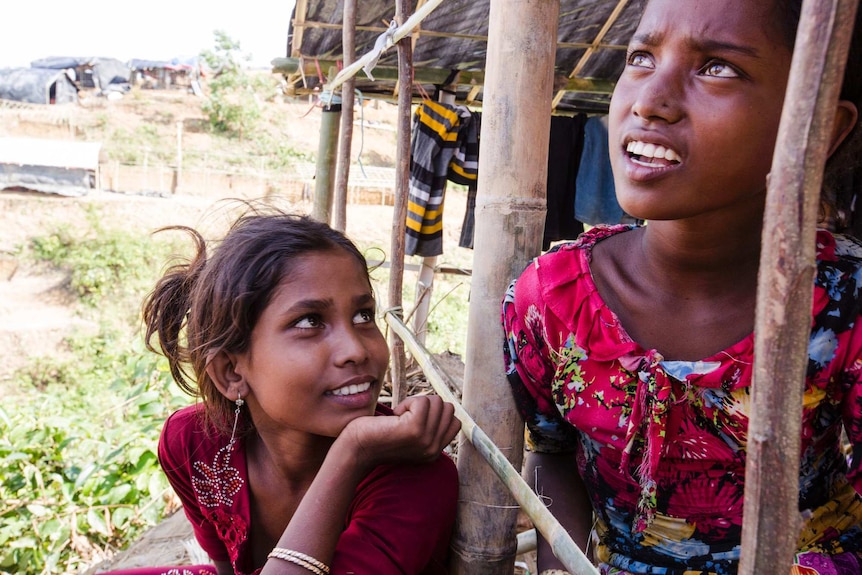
[740,0,856,573]
[333,0,356,232]
[449,0,560,572]
[388,0,414,406]
[312,67,342,224]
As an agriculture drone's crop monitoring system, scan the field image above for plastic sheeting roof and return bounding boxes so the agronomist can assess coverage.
[0,137,102,170]
[280,0,643,113]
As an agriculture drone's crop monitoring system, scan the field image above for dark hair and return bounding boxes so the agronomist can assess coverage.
[142,206,371,436]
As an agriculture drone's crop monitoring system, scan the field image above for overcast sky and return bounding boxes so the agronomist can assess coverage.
[0,0,296,69]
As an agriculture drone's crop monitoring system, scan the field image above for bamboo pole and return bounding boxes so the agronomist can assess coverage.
[449,0,560,572]
[740,0,857,573]
[387,0,413,407]
[311,99,341,224]
[386,313,599,575]
[333,0,357,232]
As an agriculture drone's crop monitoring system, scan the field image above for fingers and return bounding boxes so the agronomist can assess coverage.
[394,395,461,459]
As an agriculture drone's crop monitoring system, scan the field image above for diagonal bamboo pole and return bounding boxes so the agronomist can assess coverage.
[740,0,857,572]
[386,313,599,575]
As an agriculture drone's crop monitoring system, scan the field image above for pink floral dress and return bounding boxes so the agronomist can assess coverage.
[503,225,862,575]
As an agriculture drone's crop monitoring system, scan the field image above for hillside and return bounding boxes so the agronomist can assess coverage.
[0,86,476,372]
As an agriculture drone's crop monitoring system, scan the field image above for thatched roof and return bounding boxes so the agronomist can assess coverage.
[275,0,643,114]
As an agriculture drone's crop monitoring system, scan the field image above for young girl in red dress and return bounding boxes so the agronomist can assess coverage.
[504,0,862,573]
[108,208,460,575]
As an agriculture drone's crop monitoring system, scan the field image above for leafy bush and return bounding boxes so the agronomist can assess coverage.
[0,335,189,574]
[2,218,194,574]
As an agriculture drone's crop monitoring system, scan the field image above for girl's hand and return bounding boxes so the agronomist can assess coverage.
[340,395,461,469]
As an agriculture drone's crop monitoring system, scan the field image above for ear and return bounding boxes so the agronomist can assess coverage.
[828,100,859,157]
[206,350,249,401]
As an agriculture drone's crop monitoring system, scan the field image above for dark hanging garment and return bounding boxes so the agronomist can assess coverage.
[543,114,587,250]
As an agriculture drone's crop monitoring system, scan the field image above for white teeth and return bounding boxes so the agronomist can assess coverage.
[626,140,681,163]
[329,381,372,396]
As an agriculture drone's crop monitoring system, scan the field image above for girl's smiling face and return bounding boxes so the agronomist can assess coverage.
[608,0,794,223]
[233,248,390,440]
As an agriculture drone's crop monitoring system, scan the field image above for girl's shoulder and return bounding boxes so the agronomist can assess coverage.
[543,223,637,259]
[514,224,636,306]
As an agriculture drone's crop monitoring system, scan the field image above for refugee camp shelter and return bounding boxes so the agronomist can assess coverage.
[128,58,202,91]
[0,137,102,196]
[0,67,78,105]
[30,56,131,95]
[277,1,860,574]
[278,0,635,114]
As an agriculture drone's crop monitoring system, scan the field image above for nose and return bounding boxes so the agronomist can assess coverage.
[333,324,371,366]
[629,67,684,124]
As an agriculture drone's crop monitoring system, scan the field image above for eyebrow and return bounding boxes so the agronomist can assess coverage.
[631,31,762,59]
[287,292,375,313]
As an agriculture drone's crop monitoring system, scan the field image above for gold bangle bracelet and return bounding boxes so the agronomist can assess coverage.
[268,547,331,575]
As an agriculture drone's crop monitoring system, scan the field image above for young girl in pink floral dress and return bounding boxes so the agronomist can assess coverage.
[107,208,460,575]
[503,0,862,573]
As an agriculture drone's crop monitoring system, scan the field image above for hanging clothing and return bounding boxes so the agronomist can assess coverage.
[406,101,478,257]
[575,115,624,226]
[544,114,588,249]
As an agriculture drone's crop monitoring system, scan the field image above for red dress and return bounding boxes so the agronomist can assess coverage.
[104,403,458,575]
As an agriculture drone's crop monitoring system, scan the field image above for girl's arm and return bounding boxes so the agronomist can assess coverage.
[260,394,460,575]
[524,451,594,573]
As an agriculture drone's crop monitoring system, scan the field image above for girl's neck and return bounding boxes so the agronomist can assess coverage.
[247,428,332,488]
[639,217,763,290]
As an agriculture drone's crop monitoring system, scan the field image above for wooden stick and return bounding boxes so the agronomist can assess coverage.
[740,0,857,573]
[387,0,414,407]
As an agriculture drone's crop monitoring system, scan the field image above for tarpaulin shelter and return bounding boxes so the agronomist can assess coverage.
[0,67,78,105]
[0,137,102,196]
[30,56,131,94]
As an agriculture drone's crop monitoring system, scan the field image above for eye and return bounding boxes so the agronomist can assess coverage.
[353,309,375,325]
[626,51,654,69]
[294,314,323,329]
[700,60,740,78]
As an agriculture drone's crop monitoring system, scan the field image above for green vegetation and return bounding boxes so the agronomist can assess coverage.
[2,202,471,574]
[2,209,193,574]
[200,30,282,139]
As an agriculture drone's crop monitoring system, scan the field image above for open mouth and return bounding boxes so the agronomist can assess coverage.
[626,140,682,168]
[327,381,373,397]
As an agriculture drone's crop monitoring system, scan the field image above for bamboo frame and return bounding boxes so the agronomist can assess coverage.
[386,313,599,575]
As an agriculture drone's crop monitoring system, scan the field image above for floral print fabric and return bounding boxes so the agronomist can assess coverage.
[503,225,862,575]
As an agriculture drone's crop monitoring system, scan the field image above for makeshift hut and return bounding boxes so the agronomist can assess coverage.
[128,58,202,91]
[274,1,862,574]
[30,56,131,95]
[0,67,78,105]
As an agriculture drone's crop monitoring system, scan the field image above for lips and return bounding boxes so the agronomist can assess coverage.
[626,140,682,167]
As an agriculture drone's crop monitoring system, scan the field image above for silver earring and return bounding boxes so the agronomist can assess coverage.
[228,394,244,450]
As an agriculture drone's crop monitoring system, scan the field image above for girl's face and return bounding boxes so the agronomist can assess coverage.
[234,249,389,439]
[608,0,793,223]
